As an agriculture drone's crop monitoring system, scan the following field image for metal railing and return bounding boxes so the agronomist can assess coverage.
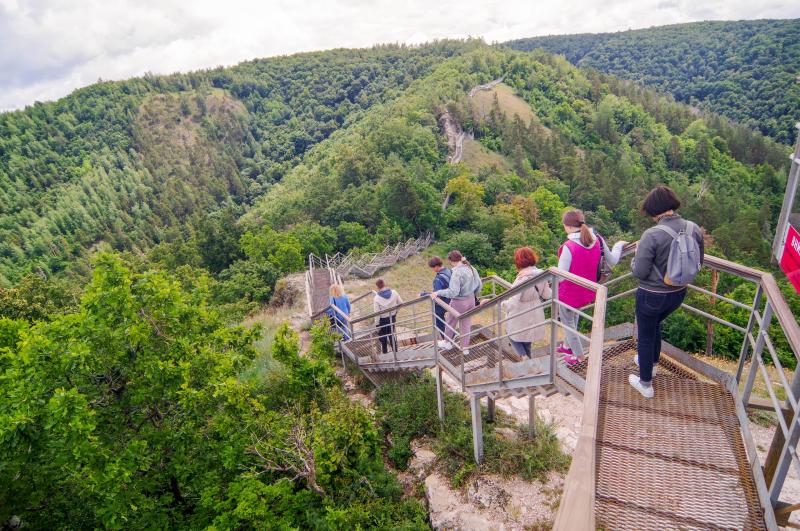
[308,231,433,280]
[554,243,800,529]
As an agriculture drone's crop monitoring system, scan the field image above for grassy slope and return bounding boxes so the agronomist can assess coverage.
[471,83,539,126]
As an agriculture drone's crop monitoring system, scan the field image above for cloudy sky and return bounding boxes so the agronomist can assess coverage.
[1,0,798,111]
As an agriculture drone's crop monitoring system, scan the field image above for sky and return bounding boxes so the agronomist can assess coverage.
[1,0,798,111]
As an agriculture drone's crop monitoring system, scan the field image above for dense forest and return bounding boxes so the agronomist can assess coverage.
[0,41,475,285]
[505,19,800,144]
[2,33,800,528]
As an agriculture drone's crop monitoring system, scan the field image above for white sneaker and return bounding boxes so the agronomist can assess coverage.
[634,355,657,376]
[436,340,451,350]
[629,374,654,398]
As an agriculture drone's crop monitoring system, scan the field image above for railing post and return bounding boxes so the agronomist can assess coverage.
[495,302,503,386]
[736,284,763,383]
[742,300,774,406]
[550,276,560,384]
[768,405,800,506]
[705,269,719,357]
[487,397,495,422]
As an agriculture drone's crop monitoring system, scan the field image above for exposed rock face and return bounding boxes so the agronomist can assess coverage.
[413,444,563,531]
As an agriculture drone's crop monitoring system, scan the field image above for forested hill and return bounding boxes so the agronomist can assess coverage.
[4,39,800,530]
[504,19,800,144]
[0,41,476,285]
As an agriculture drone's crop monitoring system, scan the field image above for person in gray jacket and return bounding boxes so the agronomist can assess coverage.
[630,185,704,398]
[430,250,482,350]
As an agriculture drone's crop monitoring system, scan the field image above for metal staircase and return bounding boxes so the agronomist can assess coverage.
[304,240,800,529]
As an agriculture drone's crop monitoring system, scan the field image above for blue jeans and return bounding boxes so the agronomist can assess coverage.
[635,288,687,383]
[510,340,531,358]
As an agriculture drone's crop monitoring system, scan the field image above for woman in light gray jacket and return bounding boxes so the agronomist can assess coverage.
[502,247,551,358]
[430,250,482,350]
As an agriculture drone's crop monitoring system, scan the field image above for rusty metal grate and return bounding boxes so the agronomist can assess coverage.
[573,340,766,530]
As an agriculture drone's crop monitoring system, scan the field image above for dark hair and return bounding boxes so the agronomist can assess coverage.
[642,185,681,217]
[514,247,539,270]
[562,209,594,247]
[375,278,385,289]
[447,250,463,263]
[428,256,443,268]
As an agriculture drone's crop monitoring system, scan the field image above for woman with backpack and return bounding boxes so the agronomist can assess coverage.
[630,186,704,398]
[502,247,551,358]
[430,250,482,351]
[557,210,626,365]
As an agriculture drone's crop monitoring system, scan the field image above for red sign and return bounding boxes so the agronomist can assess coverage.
[781,225,800,294]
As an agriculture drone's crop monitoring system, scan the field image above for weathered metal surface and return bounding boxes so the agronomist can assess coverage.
[564,340,768,530]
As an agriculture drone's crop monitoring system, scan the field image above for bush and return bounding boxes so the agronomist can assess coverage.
[375,375,570,485]
[444,231,495,268]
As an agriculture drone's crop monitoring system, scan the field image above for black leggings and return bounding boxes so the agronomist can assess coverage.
[635,288,687,382]
[377,315,397,353]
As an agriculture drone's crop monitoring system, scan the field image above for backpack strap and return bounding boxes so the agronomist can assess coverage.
[652,223,680,239]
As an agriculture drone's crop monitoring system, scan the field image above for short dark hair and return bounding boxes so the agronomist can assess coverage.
[375,278,385,289]
[642,185,681,217]
[428,256,443,268]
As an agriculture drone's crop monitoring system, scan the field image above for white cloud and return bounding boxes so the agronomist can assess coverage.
[1,0,798,110]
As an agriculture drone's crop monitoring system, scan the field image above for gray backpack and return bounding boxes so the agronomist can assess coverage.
[653,221,702,286]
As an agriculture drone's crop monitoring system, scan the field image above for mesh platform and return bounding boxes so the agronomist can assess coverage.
[567,340,767,530]
[439,332,522,374]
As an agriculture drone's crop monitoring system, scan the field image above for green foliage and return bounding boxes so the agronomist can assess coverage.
[0,255,428,529]
[506,19,800,143]
[445,231,495,268]
[271,323,337,404]
[0,253,262,528]
[0,41,479,284]
[375,375,570,485]
[0,273,78,321]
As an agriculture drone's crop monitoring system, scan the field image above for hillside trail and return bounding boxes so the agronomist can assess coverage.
[439,77,504,209]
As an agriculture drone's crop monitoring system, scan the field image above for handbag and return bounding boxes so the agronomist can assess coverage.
[596,234,613,284]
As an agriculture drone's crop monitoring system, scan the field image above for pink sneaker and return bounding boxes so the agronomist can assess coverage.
[556,344,573,356]
[563,353,580,366]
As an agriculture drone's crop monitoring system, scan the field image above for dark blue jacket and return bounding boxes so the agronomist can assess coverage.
[432,268,452,305]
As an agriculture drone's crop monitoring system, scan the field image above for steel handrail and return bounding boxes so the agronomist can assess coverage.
[554,240,800,528]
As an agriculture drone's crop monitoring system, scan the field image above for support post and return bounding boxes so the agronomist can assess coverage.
[765,361,800,496]
[528,394,536,438]
[736,285,763,383]
[470,394,484,464]
[435,366,445,423]
[767,404,800,505]
[487,397,495,423]
[742,301,774,405]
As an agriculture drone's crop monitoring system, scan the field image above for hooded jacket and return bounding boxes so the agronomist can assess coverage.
[373,289,403,324]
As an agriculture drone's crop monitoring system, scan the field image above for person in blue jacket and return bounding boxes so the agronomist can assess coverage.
[420,256,452,349]
[327,284,351,340]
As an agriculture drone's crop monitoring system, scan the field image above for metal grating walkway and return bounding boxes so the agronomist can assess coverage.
[568,340,766,530]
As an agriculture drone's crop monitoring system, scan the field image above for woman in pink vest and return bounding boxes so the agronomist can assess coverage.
[557,210,626,365]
